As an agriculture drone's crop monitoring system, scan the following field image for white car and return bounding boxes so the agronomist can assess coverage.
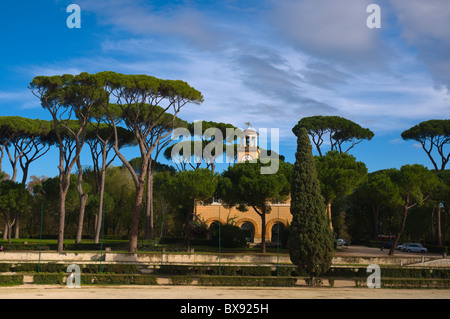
[396,242,411,250]
[402,243,427,253]
[337,239,348,246]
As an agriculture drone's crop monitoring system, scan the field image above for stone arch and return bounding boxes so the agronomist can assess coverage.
[266,219,288,242]
[236,218,258,243]
[204,217,225,228]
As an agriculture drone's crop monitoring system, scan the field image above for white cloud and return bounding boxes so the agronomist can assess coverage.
[390,0,450,90]
[268,0,390,69]
[0,90,40,110]
[14,0,449,140]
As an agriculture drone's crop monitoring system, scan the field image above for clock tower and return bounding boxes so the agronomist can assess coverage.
[237,125,259,163]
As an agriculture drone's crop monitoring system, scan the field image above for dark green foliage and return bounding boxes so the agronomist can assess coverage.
[288,127,334,278]
[0,263,11,272]
[80,274,157,285]
[380,278,450,289]
[197,276,297,287]
[33,274,65,285]
[401,119,450,171]
[240,266,272,276]
[170,276,193,285]
[0,275,23,286]
[210,266,239,276]
[164,168,218,250]
[293,115,374,156]
[210,223,247,248]
[218,160,292,253]
[315,150,367,204]
[33,274,157,285]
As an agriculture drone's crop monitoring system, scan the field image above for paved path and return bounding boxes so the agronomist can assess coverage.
[0,284,449,299]
[0,285,447,299]
[1,245,448,300]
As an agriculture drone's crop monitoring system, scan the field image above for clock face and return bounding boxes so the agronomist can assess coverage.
[242,154,253,161]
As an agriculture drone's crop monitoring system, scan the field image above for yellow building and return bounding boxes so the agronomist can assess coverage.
[195,127,292,244]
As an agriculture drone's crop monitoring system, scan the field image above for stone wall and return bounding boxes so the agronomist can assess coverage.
[1,251,449,267]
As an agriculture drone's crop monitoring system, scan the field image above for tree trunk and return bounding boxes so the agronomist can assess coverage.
[128,181,145,253]
[145,160,154,239]
[436,203,442,246]
[14,211,19,239]
[326,202,333,231]
[94,158,107,244]
[389,205,409,255]
[2,222,7,240]
[372,205,379,240]
[75,194,88,244]
[260,211,266,254]
[75,158,88,244]
[57,176,70,253]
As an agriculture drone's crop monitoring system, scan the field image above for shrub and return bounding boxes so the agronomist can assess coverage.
[198,276,297,287]
[83,274,157,285]
[34,274,65,285]
[82,264,139,274]
[170,276,193,285]
[159,265,191,275]
[381,278,450,289]
[276,266,295,277]
[0,263,12,272]
[240,266,272,276]
[210,266,238,276]
[0,275,23,286]
[210,224,247,248]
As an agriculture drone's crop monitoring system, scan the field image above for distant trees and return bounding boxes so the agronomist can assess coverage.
[164,168,217,251]
[30,73,102,252]
[388,165,439,255]
[164,120,238,172]
[293,116,374,157]
[0,69,445,257]
[350,170,402,240]
[402,119,450,245]
[0,116,53,238]
[315,151,367,230]
[402,119,450,172]
[218,160,292,253]
[96,72,203,252]
[0,181,31,243]
[29,71,203,253]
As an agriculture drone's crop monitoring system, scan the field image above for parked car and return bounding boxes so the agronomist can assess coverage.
[337,239,348,247]
[402,243,427,253]
[396,242,411,250]
[379,241,393,249]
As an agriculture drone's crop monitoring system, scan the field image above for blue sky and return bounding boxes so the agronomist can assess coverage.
[0,0,449,181]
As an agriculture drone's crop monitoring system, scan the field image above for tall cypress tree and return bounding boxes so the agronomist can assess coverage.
[288,127,334,282]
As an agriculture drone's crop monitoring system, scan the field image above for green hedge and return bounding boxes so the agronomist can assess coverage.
[81,274,157,285]
[10,263,139,274]
[240,266,272,276]
[157,265,450,279]
[159,265,274,276]
[33,274,157,285]
[198,276,297,287]
[34,274,65,285]
[355,278,450,289]
[170,276,193,285]
[381,278,450,289]
[0,275,23,286]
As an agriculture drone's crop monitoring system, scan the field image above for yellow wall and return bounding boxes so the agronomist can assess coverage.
[196,202,291,243]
